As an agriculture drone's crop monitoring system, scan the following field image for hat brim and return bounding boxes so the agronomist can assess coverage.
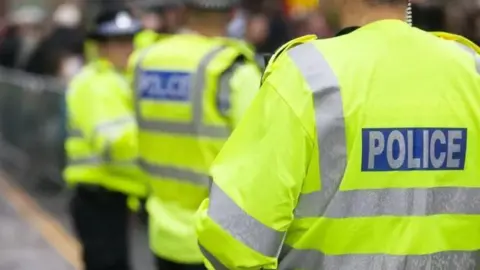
[88,31,138,41]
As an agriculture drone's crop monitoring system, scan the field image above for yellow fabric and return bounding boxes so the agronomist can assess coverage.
[132,34,262,263]
[229,62,261,126]
[127,196,141,212]
[196,76,310,269]
[196,199,278,269]
[197,20,480,268]
[134,30,169,50]
[433,31,480,54]
[65,59,147,197]
[262,34,317,84]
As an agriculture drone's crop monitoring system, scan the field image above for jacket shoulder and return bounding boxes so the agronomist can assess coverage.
[432,32,480,73]
[432,32,480,54]
[262,35,318,84]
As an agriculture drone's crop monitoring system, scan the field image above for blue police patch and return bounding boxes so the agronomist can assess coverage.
[138,70,192,102]
[361,128,467,171]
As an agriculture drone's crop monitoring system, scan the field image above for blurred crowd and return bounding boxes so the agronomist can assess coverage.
[0,0,478,81]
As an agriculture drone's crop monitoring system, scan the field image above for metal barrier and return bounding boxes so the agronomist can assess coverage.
[0,66,66,192]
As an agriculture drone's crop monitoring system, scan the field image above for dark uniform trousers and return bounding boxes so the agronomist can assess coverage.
[70,185,131,270]
[155,256,206,270]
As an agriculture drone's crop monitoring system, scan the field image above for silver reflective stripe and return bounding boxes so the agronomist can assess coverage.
[279,246,480,270]
[135,46,231,138]
[111,159,138,166]
[68,156,137,167]
[216,62,241,119]
[139,120,229,138]
[68,129,83,138]
[289,42,480,218]
[208,182,285,257]
[455,42,480,74]
[93,116,136,138]
[199,244,229,270]
[139,158,210,186]
[68,156,102,166]
[68,116,135,140]
[288,43,347,217]
[297,187,480,218]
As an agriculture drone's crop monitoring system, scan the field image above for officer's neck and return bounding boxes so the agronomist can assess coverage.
[339,4,406,29]
[184,23,226,37]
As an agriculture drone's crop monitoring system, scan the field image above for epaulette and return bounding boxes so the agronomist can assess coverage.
[219,38,268,72]
[432,32,480,54]
[261,34,318,84]
[220,38,256,61]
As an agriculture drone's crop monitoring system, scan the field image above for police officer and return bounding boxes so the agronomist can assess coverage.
[196,0,480,269]
[133,0,183,49]
[66,9,146,270]
[131,0,263,269]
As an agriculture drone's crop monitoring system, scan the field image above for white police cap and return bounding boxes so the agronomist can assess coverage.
[186,0,240,10]
[90,10,142,39]
[136,0,183,9]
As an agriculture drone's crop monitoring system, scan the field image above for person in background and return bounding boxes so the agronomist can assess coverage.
[130,0,263,268]
[25,3,84,79]
[0,5,46,70]
[196,0,480,268]
[292,9,332,38]
[227,5,248,39]
[65,8,146,270]
[0,22,19,67]
[411,1,445,31]
[254,0,291,53]
[133,0,184,50]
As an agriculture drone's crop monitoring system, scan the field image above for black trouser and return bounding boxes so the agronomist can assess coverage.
[156,256,206,270]
[70,185,131,270]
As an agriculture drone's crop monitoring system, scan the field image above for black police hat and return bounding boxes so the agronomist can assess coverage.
[88,9,142,41]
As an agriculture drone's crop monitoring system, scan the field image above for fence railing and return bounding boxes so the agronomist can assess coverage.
[0,66,66,192]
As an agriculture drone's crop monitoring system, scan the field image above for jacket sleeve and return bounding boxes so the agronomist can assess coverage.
[196,74,314,269]
[216,61,262,128]
[68,76,138,164]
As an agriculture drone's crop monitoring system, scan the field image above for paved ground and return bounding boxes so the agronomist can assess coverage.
[0,171,155,270]
[0,194,73,270]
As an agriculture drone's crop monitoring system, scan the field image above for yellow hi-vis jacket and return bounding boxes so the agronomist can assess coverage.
[64,59,146,197]
[132,34,262,263]
[196,20,480,269]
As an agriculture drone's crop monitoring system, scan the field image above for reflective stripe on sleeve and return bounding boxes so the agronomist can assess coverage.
[199,244,229,270]
[279,246,480,270]
[68,116,136,140]
[139,158,211,187]
[208,183,285,257]
[68,155,137,167]
[93,116,136,138]
[67,155,102,166]
[135,46,231,138]
[68,129,83,138]
[288,43,347,217]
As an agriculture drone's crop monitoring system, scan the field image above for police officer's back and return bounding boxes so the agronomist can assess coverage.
[132,0,262,269]
[65,9,145,270]
[196,0,480,269]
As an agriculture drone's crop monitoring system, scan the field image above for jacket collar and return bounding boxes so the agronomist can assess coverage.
[335,26,360,37]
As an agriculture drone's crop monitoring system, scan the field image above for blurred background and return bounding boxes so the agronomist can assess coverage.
[0,0,478,269]
[0,0,477,188]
